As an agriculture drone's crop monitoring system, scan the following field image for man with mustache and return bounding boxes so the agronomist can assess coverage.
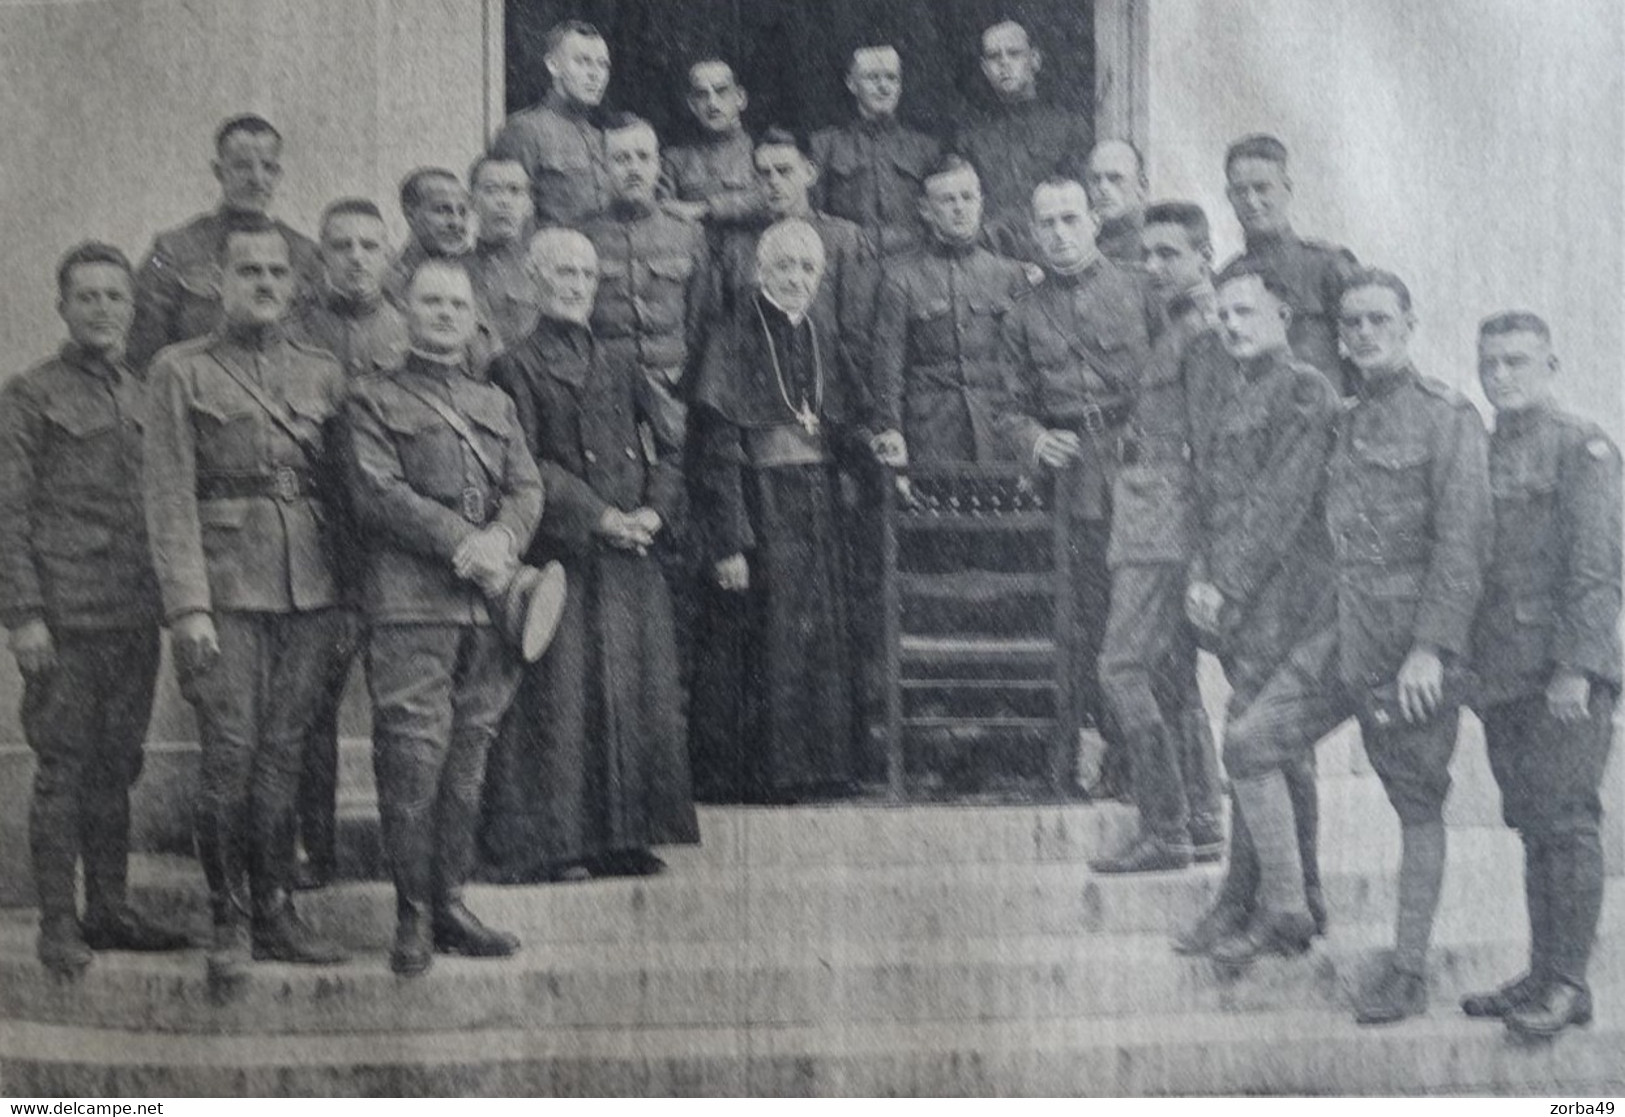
[662,59,768,235]
[144,219,351,984]
[0,243,190,975]
[490,20,613,228]
[127,115,321,370]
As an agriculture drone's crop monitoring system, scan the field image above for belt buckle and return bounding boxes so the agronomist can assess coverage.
[272,466,300,503]
[1080,402,1105,436]
[461,487,486,524]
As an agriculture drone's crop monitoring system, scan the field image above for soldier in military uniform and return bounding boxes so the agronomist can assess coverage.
[1216,134,1361,394]
[1215,270,1490,1029]
[1089,203,1228,873]
[870,155,1029,468]
[285,197,409,891]
[1171,265,1337,945]
[345,259,544,976]
[467,154,543,350]
[714,127,880,373]
[0,243,190,975]
[144,220,351,980]
[385,168,473,308]
[489,20,612,228]
[1083,140,1149,267]
[954,20,1092,264]
[662,59,767,235]
[997,176,1161,788]
[1461,312,1620,1039]
[810,43,941,259]
[127,115,321,370]
[580,113,713,464]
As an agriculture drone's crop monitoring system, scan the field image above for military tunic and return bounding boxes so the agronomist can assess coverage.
[662,130,768,230]
[1225,366,1491,825]
[468,238,544,351]
[1470,404,1620,990]
[483,317,697,874]
[810,118,941,257]
[0,344,163,921]
[128,209,321,370]
[489,92,611,228]
[954,98,1091,262]
[143,325,349,910]
[579,202,713,453]
[346,351,544,915]
[871,239,1029,462]
[290,288,410,380]
[1095,215,1145,269]
[1217,231,1360,393]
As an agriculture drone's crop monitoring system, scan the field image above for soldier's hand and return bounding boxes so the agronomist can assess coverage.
[1033,430,1082,470]
[596,508,654,555]
[1396,646,1445,723]
[871,430,908,468]
[172,612,220,676]
[714,553,749,592]
[1184,581,1226,636]
[627,507,664,539]
[8,619,57,675]
[1546,670,1592,723]
[454,527,518,595]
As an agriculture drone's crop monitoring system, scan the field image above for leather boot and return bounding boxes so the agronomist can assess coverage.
[252,890,348,964]
[1353,960,1429,1025]
[1462,972,1549,1018]
[37,913,93,976]
[431,731,517,958]
[1090,831,1193,874]
[391,896,434,977]
[1285,757,1326,936]
[1209,907,1317,968]
[82,905,190,952]
[1173,898,1251,956]
[206,896,251,992]
[1505,979,1593,1039]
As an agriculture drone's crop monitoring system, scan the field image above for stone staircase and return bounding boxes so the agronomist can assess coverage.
[1,727,1622,1096]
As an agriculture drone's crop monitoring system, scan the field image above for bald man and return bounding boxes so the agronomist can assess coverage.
[1084,140,1149,266]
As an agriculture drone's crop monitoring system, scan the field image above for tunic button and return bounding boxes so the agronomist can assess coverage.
[584,450,598,463]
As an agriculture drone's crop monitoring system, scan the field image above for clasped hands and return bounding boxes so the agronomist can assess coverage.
[596,506,663,556]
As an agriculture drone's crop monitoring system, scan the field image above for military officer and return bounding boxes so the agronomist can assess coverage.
[385,168,473,307]
[127,114,321,370]
[662,59,767,234]
[1170,265,1337,945]
[996,176,1161,787]
[1215,270,1490,1028]
[579,112,714,460]
[810,43,942,258]
[1461,312,1620,1039]
[714,127,880,374]
[869,155,1029,468]
[1089,202,1227,873]
[489,20,612,227]
[1084,140,1149,267]
[1216,134,1361,394]
[0,243,190,975]
[144,219,351,981]
[292,198,410,378]
[467,154,544,349]
[345,259,544,976]
[285,196,409,891]
[954,20,1092,264]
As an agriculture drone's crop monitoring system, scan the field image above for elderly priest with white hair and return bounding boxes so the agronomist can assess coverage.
[688,219,879,804]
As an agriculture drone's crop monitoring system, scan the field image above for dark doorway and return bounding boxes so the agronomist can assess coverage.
[503,0,1095,146]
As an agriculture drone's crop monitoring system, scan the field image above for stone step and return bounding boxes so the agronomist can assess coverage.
[3,1001,1621,1096]
[1,899,1619,1036]
[119,828,1528,946]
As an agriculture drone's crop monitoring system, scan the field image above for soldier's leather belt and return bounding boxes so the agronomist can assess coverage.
[433,487,501,526]
[745,424,828,468]
[1053,399,1131,436]
[197,468,318,503]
